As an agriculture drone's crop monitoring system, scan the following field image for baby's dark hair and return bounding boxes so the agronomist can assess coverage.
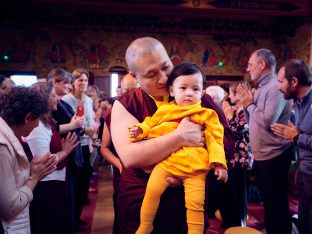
[167,62,206,87]
[0,86,48,125]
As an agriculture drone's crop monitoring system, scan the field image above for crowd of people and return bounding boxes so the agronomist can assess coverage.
[0,36,311,234]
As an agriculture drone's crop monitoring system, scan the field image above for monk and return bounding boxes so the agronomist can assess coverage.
[110,37,235,233]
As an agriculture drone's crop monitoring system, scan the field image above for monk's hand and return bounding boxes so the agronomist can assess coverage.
[271,121,300,142]
[167,176,183,187]
[176,117,204,147]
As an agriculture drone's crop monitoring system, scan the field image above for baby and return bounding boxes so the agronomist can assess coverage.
[129,62,228,234]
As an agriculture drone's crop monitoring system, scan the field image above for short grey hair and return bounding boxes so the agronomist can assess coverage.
[206,85,225,105]
[254,48,276,71]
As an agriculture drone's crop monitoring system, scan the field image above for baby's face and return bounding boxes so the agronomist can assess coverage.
[169,73,204,106]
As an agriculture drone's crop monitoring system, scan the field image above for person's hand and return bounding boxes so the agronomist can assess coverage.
[70,115,85,129]
[221,101,233,120]
[236,84,254,108]
[84,127,95,137]
[214,164,228,182]
[92,138,102,147]
[62,132,79,155]
[128,125,143,138]
[166,176,183,187]
[175,117,204,147]
[30,153,58,181]
[271,121,300,142]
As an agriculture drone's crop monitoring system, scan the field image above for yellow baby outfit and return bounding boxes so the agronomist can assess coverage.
[132,102,227,234]
[132,101,226,175]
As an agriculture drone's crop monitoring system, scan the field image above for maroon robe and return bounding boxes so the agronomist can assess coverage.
[112,88,235,234]
[104,109,121,234]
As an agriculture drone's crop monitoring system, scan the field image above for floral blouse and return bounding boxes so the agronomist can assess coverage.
[228,106,254,170]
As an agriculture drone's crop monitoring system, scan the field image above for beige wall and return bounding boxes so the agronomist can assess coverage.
[0,28,275,76]
[282,23,312,66]
[0,22,311,85]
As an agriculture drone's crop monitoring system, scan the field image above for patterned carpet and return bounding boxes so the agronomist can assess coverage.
[77,171,99,234]
[206,197,298,234]
[79,164,298,234]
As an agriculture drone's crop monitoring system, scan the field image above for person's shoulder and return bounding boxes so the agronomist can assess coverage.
[118,88,145,106]
[85,95,92,102]
[201,93,218,108]
[120,87,142,98]
[62,93,73,101]
[103,108,112,119]
[266,78,282,95]
[26,121,51,139]
[307,88,312,101]
[59,99,72,109]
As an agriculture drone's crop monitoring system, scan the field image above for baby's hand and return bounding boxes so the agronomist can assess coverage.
[128,125,142,138]
[214,163,228,182]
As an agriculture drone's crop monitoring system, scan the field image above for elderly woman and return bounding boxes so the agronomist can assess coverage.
[0,87,58,234]
[206,85,225,107]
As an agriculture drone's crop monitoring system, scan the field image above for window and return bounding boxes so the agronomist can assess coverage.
[10,74,37,87]
[110,73,119,97]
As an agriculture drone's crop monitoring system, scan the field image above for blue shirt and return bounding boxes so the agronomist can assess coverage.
[295,86,312,175]
[245,72,291,160]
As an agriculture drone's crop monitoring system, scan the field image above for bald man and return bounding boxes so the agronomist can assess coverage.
[121,73,138,94]
[110,37,234,233]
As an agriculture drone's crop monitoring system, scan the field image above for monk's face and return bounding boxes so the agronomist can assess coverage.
[133,47,173,101]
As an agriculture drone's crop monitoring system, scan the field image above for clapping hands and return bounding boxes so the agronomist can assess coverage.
[236,83,254,108]
[30,153,58,181]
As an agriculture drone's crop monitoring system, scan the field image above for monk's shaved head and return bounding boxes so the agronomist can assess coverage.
[125,37,165,74]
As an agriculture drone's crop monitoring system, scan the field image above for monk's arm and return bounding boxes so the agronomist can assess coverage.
[111,100,202,168]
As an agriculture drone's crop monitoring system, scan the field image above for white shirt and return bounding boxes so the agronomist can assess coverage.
[25,121,66,181]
